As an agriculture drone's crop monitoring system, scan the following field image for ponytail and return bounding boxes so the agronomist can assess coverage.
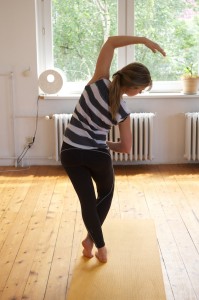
[109,73,121,119]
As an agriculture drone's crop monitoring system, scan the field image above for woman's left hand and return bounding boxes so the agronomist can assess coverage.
[143,37,166,57]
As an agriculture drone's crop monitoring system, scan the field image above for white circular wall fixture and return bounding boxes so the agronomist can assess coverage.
[38,69,64,94]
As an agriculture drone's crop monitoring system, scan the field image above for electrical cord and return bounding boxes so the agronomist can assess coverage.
[16,96,39,167]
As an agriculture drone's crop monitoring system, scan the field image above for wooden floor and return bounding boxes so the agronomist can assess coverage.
[0,164,199,300]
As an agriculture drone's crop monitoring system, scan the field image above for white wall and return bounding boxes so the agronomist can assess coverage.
[0,0,198,166]
[0,0,39,165]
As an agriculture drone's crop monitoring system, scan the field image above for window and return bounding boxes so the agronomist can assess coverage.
[52,0,117,82]
[134,0,199,82]
[37,0,199,94]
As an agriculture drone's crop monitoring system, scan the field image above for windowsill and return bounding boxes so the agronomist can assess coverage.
[38,80,199,100]
[39,92,199,100]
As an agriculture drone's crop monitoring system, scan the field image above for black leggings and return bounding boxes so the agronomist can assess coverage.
[61,142,114,248]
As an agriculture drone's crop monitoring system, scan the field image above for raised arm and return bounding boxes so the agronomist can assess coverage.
[88,36,166,84]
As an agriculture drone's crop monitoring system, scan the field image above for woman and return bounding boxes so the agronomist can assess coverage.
[61,36,166,263]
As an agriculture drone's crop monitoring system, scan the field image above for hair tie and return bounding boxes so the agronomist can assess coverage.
[113,71,122,78]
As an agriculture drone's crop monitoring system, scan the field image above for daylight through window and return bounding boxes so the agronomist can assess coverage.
[39,0,199,93]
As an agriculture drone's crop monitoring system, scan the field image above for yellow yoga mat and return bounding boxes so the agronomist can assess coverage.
[66,219,166,300]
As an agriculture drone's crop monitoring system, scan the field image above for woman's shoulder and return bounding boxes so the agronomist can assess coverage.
[86,77,111,87]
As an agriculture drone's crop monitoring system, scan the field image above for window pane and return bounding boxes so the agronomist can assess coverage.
[52,0,117,82]
[134,0,199,81]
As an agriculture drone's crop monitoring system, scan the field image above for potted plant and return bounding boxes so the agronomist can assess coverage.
[181,63,199,94]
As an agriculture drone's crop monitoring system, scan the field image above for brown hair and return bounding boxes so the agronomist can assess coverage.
[109,62,152,119]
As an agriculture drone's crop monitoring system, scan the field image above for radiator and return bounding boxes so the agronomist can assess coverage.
[51,113,155,162]
[185,112,199,161]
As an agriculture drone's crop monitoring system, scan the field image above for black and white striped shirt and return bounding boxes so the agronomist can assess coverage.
[63,78,130,149]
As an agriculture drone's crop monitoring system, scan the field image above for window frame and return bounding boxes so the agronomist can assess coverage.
[36,0,182,94]
[36,0,53,74]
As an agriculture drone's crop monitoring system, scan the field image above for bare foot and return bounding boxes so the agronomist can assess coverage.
[95,246,107,263]
[82,236,94,258]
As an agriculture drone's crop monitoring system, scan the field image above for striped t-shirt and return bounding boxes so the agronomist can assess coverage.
[63,78,130,149]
